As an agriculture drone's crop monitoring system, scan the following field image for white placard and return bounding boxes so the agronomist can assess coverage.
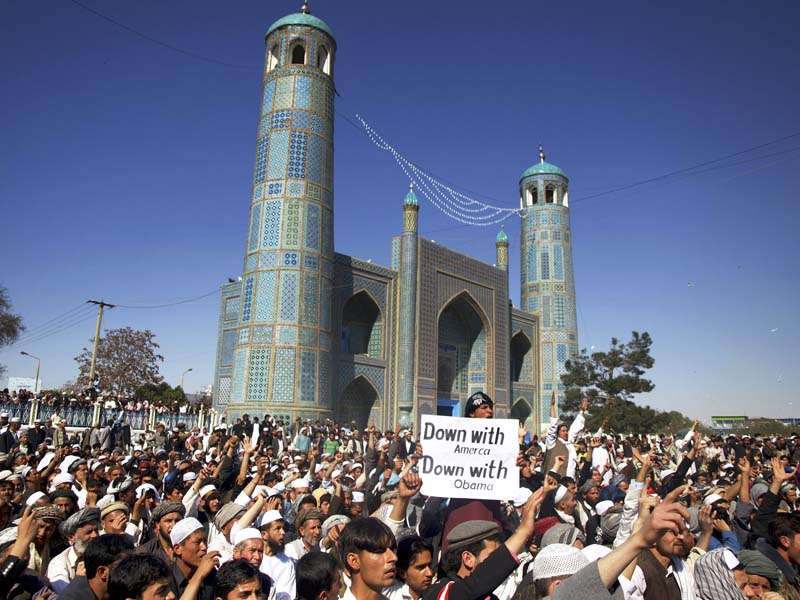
[418,415,519,501]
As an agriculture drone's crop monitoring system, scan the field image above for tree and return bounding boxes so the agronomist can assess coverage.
[0,286,24,377]
[561,331,665,431]
[134,382,186,408]
[75,327,164,397]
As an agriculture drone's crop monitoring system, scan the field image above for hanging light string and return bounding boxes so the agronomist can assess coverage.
[356,114,521,226]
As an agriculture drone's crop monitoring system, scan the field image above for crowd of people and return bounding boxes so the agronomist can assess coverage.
[0,389,797,600]
[0,389,207,417]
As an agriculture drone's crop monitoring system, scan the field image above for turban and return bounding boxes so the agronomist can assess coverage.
[151,501,186,522]
[61,507,101,537]
[738,550,783,592]
[694,548,745,600]
[33,505,66,523]
[49,489,79,503]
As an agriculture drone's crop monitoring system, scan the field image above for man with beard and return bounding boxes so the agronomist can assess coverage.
[637,506,696,600]
[230,528,274,598]
[286,508,324,560]
[258,509,296,600]
[169,516,219,600]
[59,533,135,600]
[136,501,186,564]
[30,505,65,575]
[47,507,101,592]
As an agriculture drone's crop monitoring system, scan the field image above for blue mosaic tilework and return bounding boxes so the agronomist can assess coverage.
[391,238,400,271]
[310,114,325,135]
[553,244,564,280]
[300,350,316,402]
[277,325,298,345]
[283,252,299,267]
[284,201,301,248]
[294,110,309,130]
[262,201,282,248]
[302,273,318,325]
[254,271,277,322]
[239,328,250,344]
[261,81,275,116]
[271,348,296,403]
[260,116,270,136]
[260,250,280,268]
[553,231,561,241]
[554,295,566,328]
[288,180,305,197]
[271,110,292,129]
[367,323,382,357]
[542,295,551,328]
[248,203,262,252]
[279,272,298,321]
[288,131,308,179]
[251,325,273,344]
[267,182,283,196]
[220,329,236,367]
[253,184,264,201]
[300,327,317,347]
[540,230,549,241]
[305,203,320,250]
[470,373,485,383]
[319,331,330,350]
[322,259,334,279]
[224,296,240,321]
[319,354,330,406]
[320,279,331,330]
[325,82,334,119]
[245,253,258,272]
[254,136,269,183]
[322,209,332,254]
[267,130,289,179]
[275,76,293,110]
[323,190,333,206]
[308,133,324,183]
[338,363,384,395]
[527,246,537,280]
[230,348,248,404]
[247,347,271,403]
[217,377,231,405]
[241,276,254,322]
[551,212,561,227]
[310,78,324,114]
[540,246,550,280]
[527,296,538,312]
[556,343,567,363]
[303,254,319,270]
[307,183,320,200]
[542,343,553,379]
[295,76,311,110]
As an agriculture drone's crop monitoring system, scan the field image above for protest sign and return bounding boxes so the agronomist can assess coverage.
[418,414,519,500]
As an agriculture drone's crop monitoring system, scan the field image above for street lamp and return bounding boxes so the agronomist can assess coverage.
[19,351,41,394]
[181,368,193,391]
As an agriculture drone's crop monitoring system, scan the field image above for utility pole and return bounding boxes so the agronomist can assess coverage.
[87,300,115,393]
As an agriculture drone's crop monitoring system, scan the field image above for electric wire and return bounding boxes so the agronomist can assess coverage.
[10,305,96,346]
[114,288,221,309]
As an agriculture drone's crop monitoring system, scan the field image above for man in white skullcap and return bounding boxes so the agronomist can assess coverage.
[169,516,218,600]
[258,510,295,600]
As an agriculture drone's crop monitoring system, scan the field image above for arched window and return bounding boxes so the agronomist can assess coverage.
[317,45,330,74]
[341,291,382,358]
[291,43,306,65]
[545,185,555,204]
[531,187,538,205]
[267,44,280,71]
[510,331,533,383]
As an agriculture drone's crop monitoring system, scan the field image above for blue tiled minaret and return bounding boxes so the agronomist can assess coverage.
[519,146,578,425]
[396,184,419,425]
[223,5,336,420]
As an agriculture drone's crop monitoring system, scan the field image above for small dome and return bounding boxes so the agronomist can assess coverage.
[520,160,568,180]
[496,229,508,244]
[404,187,419,207]
[266,13,335,40]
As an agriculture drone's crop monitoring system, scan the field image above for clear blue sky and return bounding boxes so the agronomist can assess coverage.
[1,1,798,420]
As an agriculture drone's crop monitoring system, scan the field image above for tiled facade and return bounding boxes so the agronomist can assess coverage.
[213,9,578,435]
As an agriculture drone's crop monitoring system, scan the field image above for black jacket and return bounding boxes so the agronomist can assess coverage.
[422,543,519,600]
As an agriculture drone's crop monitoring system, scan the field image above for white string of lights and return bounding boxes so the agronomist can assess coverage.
[356,114,521,226]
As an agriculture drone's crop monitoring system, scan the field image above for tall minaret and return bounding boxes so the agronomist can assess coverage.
[226,4,337,420]
[519,145,578,425]
[396,183,419,426]
[496,226,509,271]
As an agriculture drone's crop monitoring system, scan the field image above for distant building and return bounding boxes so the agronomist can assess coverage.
[211,6,579,433]
[711,415,749,432]
[7,377,41,394]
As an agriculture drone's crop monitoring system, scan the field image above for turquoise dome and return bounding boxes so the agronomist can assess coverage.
[496,229,508,244]
[267,13,334,39]
[404,188,419,207]
[520,161,568,180]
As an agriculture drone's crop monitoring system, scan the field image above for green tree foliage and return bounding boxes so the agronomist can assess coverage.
[134,382,186,408]
[0,287,24,377]
[75,327,164,396]
[561,331,692,433]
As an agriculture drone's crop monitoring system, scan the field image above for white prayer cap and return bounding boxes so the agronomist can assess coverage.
[257,510,283,529]
[704,493,724,506]
[199,485,218,498]
[182,472,198,482]
[232,527,262,547]
[170,517,204,545]
[25,491,46,506]
[512,487,533,508]
[594,500,614,517]
[290,479,310,489]
[37,452,55,473]
[532,543,590,581]
[352,491,365,503]
[554,485,568,504]
[136,483,161,502]
[52,473,75,487]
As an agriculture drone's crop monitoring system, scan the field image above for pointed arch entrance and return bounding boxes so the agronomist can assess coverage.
[436,293,489,416]
[338,376,379,430]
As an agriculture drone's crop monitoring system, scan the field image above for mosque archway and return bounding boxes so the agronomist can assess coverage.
[338,376,379,430]
[510,331,533,383]
[341,291,382,358]
[436,293,489,416]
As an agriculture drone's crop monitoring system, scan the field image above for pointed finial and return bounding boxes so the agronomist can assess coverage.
[539,144,545,164]
[409,181,414,192]
[301,1,311,14]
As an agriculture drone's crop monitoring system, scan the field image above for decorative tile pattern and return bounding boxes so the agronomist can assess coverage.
[302,273,318,325]
[338,363,384,395]
[279,272,299,322]
[319,354,330,406]
[553,244,564,280]
[320,278,331,330]
[253,184,264,201]
[300,327,317,347]
[308,133,324,183]
[295,76,311,110]
[224,296,240,322]
[254,271,277,322]
[284,201,301,248]
[260,250,280,268]
[322,209,332,254]
[267,182,283,196]
[230,348,248,404]
[248,203,262,253]
[288,180,305,197]
[310,114,325,135]
[277,325,297,345]
[300,350,316,402]
[319,331,330,350]
[553,295,566,329]
[220,329,236,367]
[288,131,308,179]
[283,252,299,267]
[247,347,271,403]
[251,325,273,344]
[262,201,282,248]
[241,276,255,322]
[305,203,320,250]
[271,348,296,403]
[261,80,275,116]
[274,76,293,110]
[303,254,319,270]
[254,136,269,183]
[217,377,231,405]
[271,110,292,129]
[294,110,309,130]
[245,253,258,271]
[267,130,289,179]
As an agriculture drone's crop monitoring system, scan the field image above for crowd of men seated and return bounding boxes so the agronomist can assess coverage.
[0,390,796,600]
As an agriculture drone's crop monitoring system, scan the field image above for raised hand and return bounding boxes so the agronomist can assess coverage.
[697,504,713,535]
[771,456,797,483]
[581,398,589,412]
[399,472,422,499]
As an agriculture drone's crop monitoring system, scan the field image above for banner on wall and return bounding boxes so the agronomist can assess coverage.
[418,414,519,500]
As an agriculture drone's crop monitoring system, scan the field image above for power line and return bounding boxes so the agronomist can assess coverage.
[11,305,96,346]
[14,303,90,338]
[114,288,221,309]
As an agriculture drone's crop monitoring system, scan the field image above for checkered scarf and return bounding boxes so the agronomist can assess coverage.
[694,549,746,600]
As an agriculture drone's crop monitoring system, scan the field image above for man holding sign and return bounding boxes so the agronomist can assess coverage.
[418,391,520,553]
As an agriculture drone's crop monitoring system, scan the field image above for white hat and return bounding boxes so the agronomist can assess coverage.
[703,493,724,506]
[51,472,75,487]
[37,452,55,473]
[182,472,198,482]
[170,517,204,545]
[554,485,568,504]
[232,527,262,547]
[659,469,676,480]
[25,492,46,506]
[512,487,533,508]
[10,417,20,423]
[532,543,590,581]
[199,485,218,498]
[257,510,283,528]
[290,479,309,489]
[136,483,161,502]
[595,500,614,517]
[352,491,365,503]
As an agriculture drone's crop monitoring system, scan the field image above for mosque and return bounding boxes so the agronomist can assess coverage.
[211,5,578,434]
